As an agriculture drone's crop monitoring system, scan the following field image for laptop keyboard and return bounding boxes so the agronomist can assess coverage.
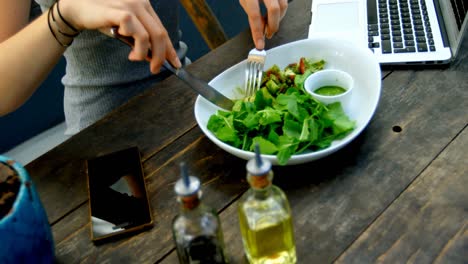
[367,0,436,54]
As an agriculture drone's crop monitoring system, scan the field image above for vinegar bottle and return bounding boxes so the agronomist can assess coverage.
[172,162,228,264]
[238,145,297,264]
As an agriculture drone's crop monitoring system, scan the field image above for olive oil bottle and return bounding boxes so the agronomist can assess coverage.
[238,145,296,264]
[172,162,228,264]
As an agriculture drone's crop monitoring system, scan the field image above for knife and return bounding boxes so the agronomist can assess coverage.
[107,27,234,110]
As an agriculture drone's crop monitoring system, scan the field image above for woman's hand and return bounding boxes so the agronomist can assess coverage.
[59,0,181,73]
[240,0,288,50]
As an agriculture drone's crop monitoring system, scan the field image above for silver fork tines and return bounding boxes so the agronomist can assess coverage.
[244,48,266,97]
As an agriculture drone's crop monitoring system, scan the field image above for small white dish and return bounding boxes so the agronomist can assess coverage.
[304,69,354,113]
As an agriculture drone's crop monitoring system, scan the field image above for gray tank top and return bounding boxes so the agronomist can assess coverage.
[34,0,187,135]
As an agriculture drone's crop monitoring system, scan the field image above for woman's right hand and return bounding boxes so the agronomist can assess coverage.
[240,0,288,50]
[59,0,181,73]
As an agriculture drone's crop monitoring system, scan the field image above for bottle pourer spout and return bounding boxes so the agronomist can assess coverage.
[180,162,190,188]
[254,144,263,168]
[246,143,271,176]
[175,162,200,196]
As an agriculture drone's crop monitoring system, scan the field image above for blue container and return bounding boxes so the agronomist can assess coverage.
[0,155,55,263]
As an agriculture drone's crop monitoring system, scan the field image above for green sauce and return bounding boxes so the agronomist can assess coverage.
[314,85,347,96]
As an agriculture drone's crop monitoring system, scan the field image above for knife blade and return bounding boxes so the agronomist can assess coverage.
[107,27,234,110]
[161,61,234,110]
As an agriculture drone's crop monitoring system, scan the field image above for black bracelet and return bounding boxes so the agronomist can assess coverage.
[50,2,79,38]
[47,3,73,47]
[55,0,80,34]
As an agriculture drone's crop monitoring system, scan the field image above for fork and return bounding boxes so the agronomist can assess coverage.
[244,48,267,97]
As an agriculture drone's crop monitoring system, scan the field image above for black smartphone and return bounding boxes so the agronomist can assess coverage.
[85,147,153,243]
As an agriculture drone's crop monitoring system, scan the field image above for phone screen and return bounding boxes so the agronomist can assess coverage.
[86,147,153,243]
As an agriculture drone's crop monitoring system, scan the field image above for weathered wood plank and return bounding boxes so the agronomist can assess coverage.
[180,0,228,49]
[52,204,88,245]
[335,127,468,264]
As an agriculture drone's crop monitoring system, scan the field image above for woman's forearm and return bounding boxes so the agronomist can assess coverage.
[0,0,186,116]
[0,12,65,116]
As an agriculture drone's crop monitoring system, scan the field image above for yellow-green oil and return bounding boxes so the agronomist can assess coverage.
[239,200,296,264]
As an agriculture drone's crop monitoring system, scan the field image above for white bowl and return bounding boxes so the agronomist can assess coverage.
[304,69,354,113]
[194,37,381,165]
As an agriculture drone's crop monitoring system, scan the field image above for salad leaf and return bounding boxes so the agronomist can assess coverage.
[250,137,278,154]
[206,58,355,165]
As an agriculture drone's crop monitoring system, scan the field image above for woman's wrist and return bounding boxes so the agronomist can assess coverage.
[47,1,81,47]
[55,0,80,34]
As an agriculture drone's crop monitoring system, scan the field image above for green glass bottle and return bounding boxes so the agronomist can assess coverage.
[238,145,297,264]
[172,162,228,264]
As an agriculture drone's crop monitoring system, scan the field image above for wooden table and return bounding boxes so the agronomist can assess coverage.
[27,0,467,262]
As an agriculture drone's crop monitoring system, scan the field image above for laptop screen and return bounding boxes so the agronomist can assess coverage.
[450,0,468,30]
[439,0,468,56]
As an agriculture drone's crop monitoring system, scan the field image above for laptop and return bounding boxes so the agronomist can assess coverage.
[308,0,468,65]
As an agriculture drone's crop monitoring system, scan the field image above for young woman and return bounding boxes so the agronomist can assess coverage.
[0,0,288,135]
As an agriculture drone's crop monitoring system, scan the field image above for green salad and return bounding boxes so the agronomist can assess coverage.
[207,58,356,165]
